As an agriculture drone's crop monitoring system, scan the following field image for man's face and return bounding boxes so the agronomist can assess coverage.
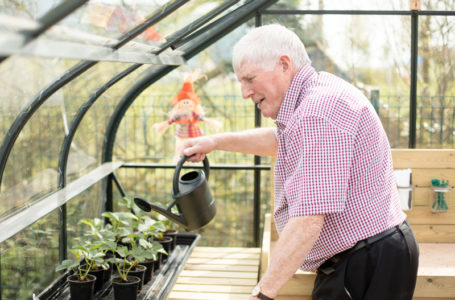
[236,59,290,120]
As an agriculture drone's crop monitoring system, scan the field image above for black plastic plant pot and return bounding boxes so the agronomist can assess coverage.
[83,267,104,294]
[164,229,179,251]
[112,276,140,300]
[67,274,96,300]
[102,265,112,284]
[139,260,155,284]
[156,236,173,262]
[153,253,163,273]
[127,265,146,292]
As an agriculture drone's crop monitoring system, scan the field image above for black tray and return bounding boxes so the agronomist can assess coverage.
[38,233,200,300]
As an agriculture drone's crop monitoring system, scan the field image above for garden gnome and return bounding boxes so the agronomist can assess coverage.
[153,75,222,163]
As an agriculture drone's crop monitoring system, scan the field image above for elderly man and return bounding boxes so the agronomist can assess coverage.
[183,24,419,300]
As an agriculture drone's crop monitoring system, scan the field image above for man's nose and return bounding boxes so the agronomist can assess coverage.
[241,84,253,99]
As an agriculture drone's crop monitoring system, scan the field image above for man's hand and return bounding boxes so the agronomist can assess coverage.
[182,136,217,161]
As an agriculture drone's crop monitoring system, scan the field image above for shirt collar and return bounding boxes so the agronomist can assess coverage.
[275,64,316,130]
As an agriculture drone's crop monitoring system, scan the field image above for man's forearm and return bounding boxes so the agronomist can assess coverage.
[258,215,324,298]
[213,128,277,156]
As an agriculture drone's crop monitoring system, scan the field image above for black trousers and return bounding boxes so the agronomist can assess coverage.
[312,221,419,300]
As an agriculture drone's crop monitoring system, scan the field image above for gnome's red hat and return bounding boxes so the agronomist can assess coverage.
[172,77,200,106]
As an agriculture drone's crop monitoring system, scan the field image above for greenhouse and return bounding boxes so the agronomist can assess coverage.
[0,0,454,299]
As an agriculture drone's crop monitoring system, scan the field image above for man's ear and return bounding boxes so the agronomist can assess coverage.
[278,55,291,73]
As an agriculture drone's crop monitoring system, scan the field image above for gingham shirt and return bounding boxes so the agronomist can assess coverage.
[274,65,405,271]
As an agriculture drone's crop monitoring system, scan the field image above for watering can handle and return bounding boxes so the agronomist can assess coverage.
[173,155,210,196]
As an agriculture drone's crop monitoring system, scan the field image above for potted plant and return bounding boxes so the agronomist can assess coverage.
[55,243,104,300]
[119,196,168,270]
[102,209,161,298]
[135,217,167,282]
[104,239,144,300]
[80,217,114,290]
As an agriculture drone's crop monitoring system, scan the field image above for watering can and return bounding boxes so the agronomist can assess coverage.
[134,155,216,231]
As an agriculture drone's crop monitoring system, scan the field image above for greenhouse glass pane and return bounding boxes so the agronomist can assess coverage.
[136,0,230,43]
[0,0,172,41]
[416,15,455,149]
[1,209,59,298]
[71,63,150,178]
[66,182,104,249]
[70,0,172,41]
[0,0,64,18]
[0,57,78,141]
[263,13,411,148]
[0,57,79,219]
[61,61,137,183]
[269,0,409,11]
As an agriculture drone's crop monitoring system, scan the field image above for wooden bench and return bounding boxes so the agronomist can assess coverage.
[261,149,455,299]
[169,247,261,299]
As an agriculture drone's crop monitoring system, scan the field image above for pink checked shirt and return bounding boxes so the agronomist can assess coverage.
[274,65,405,271]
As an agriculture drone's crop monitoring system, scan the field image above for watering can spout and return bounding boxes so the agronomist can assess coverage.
[133,196,188,228]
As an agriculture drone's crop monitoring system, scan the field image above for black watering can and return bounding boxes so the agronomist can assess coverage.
[134,155,216,231]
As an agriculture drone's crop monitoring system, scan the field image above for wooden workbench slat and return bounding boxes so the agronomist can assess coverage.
[176,276,257,286]
[186,257,259,266]
[412,225,455,243]
[191,247,261,253]
[406,206,455,225]
[183,263,259,272]
[392,149,455,169]
[179,270,258,279]
[168,291,251,300]
[415,276,455,298]
[188,252,260,259]
[172,284,253,293]
[410,168,455,186]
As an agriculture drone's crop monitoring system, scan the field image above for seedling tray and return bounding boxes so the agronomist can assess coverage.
[38,233,200,300]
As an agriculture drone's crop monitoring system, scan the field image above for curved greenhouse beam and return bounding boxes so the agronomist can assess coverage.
[57,0,240,190]
[0,0,189,190]
[0,0,88,64]
[154,0,240,55]
[101,0,278,212]
[29,0,89,39]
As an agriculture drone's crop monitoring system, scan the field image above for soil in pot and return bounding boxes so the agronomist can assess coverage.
[127,264,146,292]
[67,274,96,300]
[139,259,155,284]
[112,276,140,300]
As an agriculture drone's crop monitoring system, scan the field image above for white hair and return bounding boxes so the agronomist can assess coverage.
[232,24,311,72]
